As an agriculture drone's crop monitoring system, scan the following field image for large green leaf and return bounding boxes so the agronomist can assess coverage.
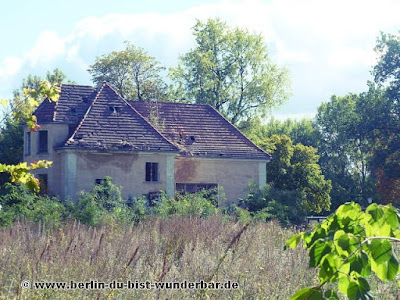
[346,277,373,300]
[309,240,331,268]
[291,287,324,300]
[369,239,392,264]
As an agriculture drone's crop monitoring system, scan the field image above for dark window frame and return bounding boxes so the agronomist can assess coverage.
[25,132,31,155]
[38,174,48,194]
[145,162,159,182]
[38,130,48,153]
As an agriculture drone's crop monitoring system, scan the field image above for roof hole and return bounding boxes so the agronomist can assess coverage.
[109,106,120,114]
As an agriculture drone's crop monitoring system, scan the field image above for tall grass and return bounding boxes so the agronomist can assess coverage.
[0,217,311,299]
[0,217,397,299]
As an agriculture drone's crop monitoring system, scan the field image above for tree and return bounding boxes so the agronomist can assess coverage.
[315,93,376,209]
[0,118,24,187]
[371,32,400,204]
[239,116,320,148]
[170,18,290,125]
[260,134,331,214]
[88,42,167,101]
[0,79,60,191]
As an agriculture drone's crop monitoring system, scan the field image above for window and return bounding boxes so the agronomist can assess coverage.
[147,191,162,206]
[95,178,103,185]
[176,183,218,194]
[25,132,31,155]
[38,130,48,153]
[145,162,159,182]
[38,174,48,194]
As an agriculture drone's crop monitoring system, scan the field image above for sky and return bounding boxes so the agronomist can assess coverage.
[1,0,399,120]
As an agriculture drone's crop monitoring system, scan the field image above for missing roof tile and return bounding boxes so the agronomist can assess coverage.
[109,106,121,114]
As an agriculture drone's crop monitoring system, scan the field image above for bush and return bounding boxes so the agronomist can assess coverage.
[0,183,67,227]
[73,177,126,226]
[153,189,218,218]
[238,183,307,225]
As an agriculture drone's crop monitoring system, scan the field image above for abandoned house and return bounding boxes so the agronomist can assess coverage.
[24,82,271,204]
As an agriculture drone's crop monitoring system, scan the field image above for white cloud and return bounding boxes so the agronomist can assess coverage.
[25,31,65,67]
[1,0,399,115]
[0,56,23,77]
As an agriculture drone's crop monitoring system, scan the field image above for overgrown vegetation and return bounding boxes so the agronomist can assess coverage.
[287,202,400,300]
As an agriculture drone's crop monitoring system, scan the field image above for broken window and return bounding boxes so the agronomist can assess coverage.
[109,106,121,114]
[145,162,159,182]
[38,130,48,153]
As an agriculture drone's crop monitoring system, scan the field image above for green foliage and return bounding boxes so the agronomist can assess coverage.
[0,160,52,192]
[261,134,331,214]
[239,183,307,225]
[153,189,218,218]
[74,177,126,226]
[88,41,167,101]
[239,117,320,148]
[0,183,67,227]
[287,202,400,300]
[170,18,290,124]
[0,118,23,186]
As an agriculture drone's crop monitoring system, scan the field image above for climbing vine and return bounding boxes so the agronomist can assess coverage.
[286,202,400,299]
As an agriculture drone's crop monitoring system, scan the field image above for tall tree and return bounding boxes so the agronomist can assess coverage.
[368,32,400,204]
[170,18,290,124]
[260,134,331,214]
[239,117,320,148]
[315,92,377,208]
[88,42,167,101]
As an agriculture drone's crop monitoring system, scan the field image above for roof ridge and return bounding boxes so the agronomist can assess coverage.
[134,100,212,108]
[104,83,179,151]
[205,104,272,160]
[68,83,106,142]
[59,83,95,88]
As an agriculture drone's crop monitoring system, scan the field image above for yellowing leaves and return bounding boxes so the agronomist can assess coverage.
[0,160,52,192]
[1,99,7,106]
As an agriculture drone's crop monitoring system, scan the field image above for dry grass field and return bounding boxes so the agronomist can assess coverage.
[0,217,398,299]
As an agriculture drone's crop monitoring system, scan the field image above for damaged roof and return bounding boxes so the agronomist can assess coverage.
[63,83,177,152]
[36,83,271,160]
[131,101,271,160]
[34,84,96,124]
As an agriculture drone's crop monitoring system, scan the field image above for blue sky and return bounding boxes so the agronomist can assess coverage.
[1,0,399,120]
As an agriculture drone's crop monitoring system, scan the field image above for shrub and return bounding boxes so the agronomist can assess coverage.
[73,177,126,226]
[0,183,67,227]
[239,183,307,225]
[153,189,218,218]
